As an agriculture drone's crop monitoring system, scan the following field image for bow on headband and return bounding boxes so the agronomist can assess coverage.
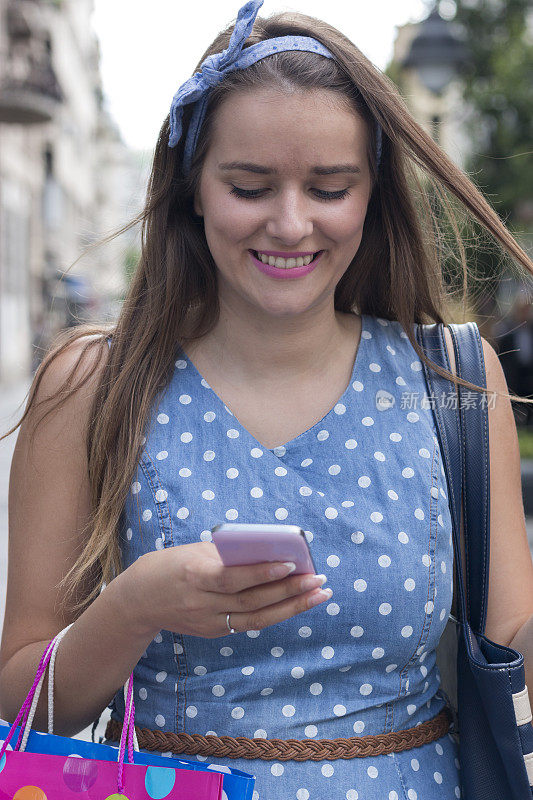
[168,0,264,150]
[168,0,383,176]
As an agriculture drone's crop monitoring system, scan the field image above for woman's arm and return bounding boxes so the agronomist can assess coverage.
[443,327,533,688]
[477,334,533,653]
[0,338,159,737]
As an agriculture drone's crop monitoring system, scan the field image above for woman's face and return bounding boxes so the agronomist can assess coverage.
[194,88,373,319]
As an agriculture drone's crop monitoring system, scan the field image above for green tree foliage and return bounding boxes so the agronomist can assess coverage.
[452,0,533,311]
[453,0,532,224]
[385,1,532,314]
[124,246,140,289]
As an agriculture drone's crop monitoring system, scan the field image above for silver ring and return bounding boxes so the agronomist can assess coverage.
[226,612,236,634]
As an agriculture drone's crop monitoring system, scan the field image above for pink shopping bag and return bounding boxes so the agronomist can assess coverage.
[0,632,224,799]
[0,750,223,798]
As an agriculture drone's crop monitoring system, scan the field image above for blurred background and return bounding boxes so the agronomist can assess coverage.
[0,0,532,738]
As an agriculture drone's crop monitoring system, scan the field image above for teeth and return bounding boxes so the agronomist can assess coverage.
[255,251,317,268]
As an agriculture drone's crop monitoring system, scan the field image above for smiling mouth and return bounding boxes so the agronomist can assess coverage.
[251,250,323,262]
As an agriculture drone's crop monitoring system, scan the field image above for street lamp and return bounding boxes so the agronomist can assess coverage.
[402,5,469,96]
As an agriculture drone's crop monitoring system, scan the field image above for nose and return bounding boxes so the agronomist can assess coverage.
[264,188,314,245]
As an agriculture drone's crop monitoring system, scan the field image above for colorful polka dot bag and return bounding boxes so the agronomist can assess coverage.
[0,629,256,799]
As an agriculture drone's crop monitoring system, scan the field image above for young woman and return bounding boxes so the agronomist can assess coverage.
[1,2,532,797]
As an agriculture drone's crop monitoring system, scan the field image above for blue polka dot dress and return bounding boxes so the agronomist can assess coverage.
[104,314,462,799]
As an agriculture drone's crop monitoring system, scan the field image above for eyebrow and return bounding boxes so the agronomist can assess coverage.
[218,161,361,175]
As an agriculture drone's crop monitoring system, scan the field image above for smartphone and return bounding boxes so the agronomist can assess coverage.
[211,523,317,576]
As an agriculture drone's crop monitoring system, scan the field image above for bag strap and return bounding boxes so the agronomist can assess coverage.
[43,624,140,752]
[447,322,490,634]
[17,622,74,750]
[415,321,490,634]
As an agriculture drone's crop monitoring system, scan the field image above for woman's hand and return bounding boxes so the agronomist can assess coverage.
[118,541,331,639]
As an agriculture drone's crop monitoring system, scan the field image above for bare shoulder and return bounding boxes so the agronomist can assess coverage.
[0,333,111,671]
[443,325,533,645]
[29,334,110,418]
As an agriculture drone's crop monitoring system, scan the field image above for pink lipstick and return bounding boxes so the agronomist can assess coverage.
[249,249,324,279]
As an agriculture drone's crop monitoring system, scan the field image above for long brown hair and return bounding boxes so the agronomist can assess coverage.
[2,7,532,617]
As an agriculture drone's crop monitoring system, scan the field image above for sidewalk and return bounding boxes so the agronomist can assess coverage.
[1,377,533,744]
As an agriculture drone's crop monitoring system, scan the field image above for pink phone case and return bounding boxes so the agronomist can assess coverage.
[211,523,316,575]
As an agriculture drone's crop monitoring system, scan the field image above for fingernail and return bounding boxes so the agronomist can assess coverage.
[308,587,332,607]
[301,574,327,591]
[282,562,296,572]
[271,561,296,578]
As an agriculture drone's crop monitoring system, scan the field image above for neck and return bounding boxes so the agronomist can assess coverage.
[186,301,359,387]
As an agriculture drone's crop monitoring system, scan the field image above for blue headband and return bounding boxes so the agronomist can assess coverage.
[168,0,382,176]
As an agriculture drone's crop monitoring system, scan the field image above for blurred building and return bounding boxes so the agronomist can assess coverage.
[391,8,473,171]
[0,0,146,383]
[391,6,533,340]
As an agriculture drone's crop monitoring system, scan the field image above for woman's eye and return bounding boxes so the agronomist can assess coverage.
[229,186,351,202]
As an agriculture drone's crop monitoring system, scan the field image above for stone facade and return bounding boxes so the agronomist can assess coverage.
[0,0,144,382]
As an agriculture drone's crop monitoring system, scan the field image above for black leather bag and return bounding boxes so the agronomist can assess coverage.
[416,320,533,799]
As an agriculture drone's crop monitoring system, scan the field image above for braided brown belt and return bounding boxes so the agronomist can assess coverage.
[105,705,452,761]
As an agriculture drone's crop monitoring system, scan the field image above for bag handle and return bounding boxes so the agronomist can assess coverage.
[47,623,73,733]
[0,635,57,754]
[15,623,74,750]
[41,624,140,752]
[447,322,491,634]
[0,627,139,793]
[415,321,490,634]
